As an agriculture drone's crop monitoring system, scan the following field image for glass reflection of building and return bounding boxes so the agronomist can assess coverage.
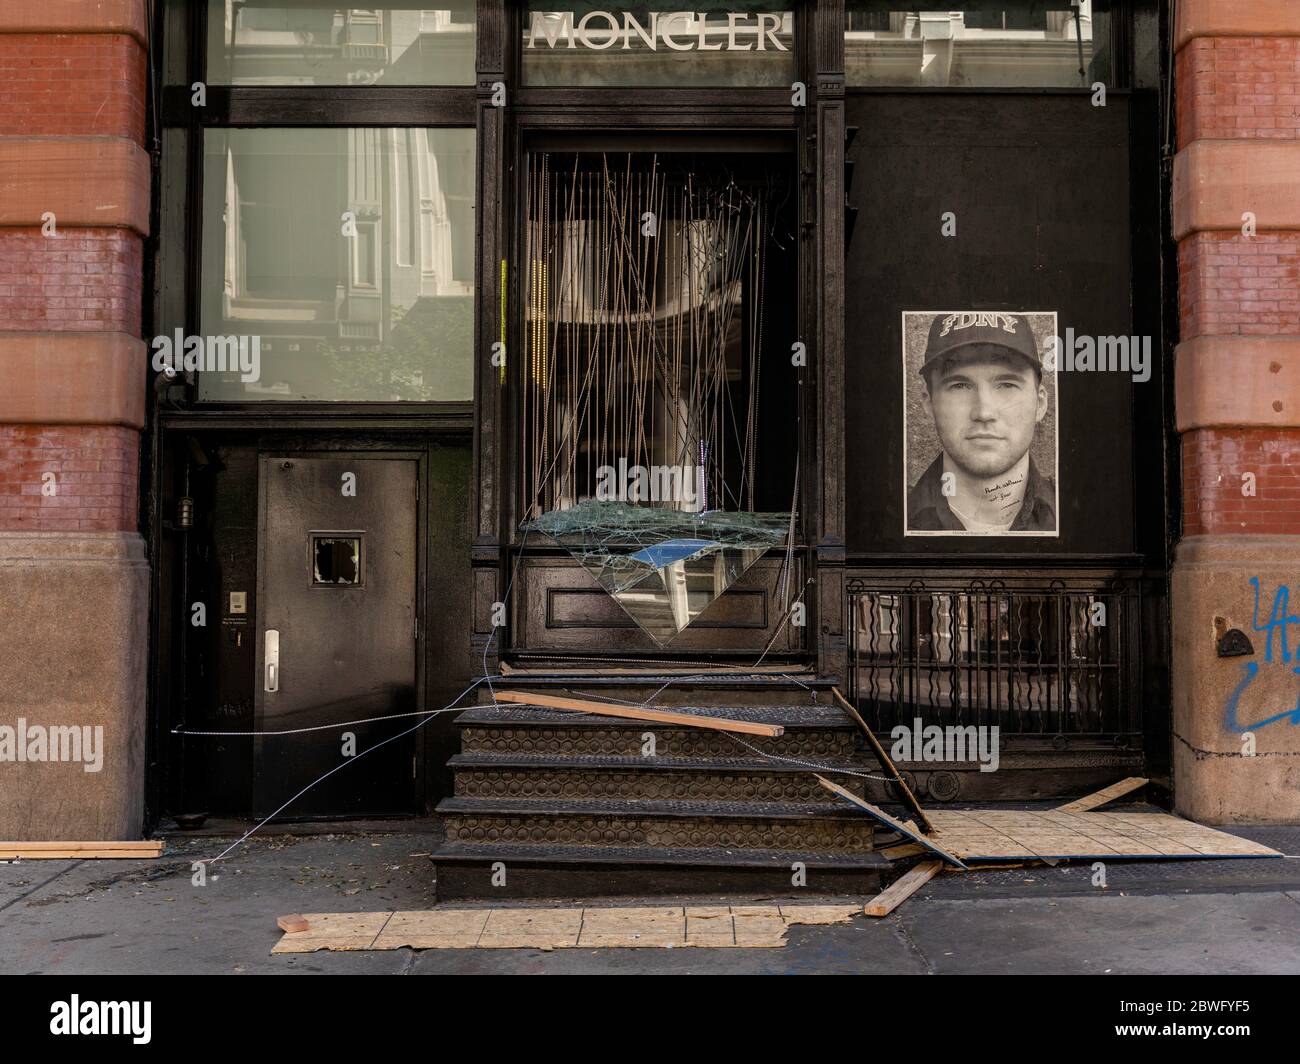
[201,127,475,401]
[208,3,476,85]
[846,3,1097,88]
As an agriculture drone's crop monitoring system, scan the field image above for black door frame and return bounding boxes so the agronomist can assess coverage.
[473,1,833,673]
[144,1,1172,824]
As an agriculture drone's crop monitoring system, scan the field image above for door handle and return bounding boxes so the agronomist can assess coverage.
[265,629,280,692]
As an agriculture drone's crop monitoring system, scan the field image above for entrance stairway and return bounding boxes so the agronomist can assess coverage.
[430,678,888,899]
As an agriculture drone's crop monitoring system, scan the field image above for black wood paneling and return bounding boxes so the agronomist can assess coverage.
[843,91,1157,560]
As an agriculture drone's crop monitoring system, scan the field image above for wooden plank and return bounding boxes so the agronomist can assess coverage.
[864,860,943,918]
[0,842,163,860]
[277,914,311,934]
[1055,777,1150,813]
[0,850,161,860]
[880,843,926,860]
[492,690,785,737]
[0,841,162,852]
[830,687,933,833]
[814,775,967,869]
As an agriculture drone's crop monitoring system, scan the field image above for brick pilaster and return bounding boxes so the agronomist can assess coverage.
[0,0,151,840]
[1171,0,1300,822]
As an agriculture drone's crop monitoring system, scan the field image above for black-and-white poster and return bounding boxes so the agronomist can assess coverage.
[903,310,1059,537]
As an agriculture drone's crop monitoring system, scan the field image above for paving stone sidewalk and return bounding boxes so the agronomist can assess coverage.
[1,826,1297,975]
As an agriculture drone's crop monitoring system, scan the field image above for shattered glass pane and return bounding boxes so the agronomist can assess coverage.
[524,500,791,646]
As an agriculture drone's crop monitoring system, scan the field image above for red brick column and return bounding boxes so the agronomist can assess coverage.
[0,1,150,839]
[1172,0,1300,822]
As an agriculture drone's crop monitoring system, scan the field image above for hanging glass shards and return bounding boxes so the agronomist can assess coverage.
[520,153,794,644]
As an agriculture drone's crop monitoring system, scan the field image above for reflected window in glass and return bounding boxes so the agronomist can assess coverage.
[207,3,476,85]
[845,2,1110,88]
[199,128,475,402]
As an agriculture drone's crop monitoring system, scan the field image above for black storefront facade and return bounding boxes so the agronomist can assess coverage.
[149,2,1173,874]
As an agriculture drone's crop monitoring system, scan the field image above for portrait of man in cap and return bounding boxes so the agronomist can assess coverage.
[903,310,1059,536]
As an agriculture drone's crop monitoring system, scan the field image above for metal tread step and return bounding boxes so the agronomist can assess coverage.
[436,796,874,821]
[489,672,826,687]
[447,752,872,775]
[431,840,891,870]
[456,703,856,729]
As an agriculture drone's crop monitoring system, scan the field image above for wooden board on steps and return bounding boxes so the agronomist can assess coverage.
[492,690,784,737]
[500,662,808,677]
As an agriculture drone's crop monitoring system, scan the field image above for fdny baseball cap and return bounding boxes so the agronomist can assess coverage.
[920,312,1042,378]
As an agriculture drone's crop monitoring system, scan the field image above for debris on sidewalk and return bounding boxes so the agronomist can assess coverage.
[276,914,310,934]
[270,904,862,953]
[825,772,1282,919]
[914,808,1277,862]
[864,860,943,917]
[815,775,968,868]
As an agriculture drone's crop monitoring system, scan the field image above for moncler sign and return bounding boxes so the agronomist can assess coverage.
[527,10,790,51]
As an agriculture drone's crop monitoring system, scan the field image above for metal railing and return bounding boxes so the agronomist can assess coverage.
[848,581,1141,743]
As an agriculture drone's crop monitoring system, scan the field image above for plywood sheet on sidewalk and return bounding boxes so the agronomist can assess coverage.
[925,810,1281,862]
[271,904,861,953]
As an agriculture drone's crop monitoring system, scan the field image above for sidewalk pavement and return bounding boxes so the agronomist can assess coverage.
[1,825,1297,975]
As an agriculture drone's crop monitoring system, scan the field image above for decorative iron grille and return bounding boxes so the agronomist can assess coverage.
[848,580,1141,742]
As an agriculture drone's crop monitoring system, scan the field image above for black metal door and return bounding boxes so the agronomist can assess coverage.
[254,455,418,818]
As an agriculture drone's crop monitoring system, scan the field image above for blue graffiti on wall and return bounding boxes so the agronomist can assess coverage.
[1223,578,1300,733]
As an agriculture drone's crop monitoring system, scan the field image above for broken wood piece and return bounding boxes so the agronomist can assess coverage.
[277,914,311,934]
[864,860,943,917]
[829,687,932,833]
[492,691,784,737]
[1055,777,1150,813]
[814,775,967,869]
[880,843,926,860]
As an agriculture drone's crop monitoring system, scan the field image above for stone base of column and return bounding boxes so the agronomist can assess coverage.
[0,532,149,839]
[1172,535,1300,823]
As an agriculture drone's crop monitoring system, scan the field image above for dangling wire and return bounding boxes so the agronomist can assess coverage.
[523,155,791,520]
